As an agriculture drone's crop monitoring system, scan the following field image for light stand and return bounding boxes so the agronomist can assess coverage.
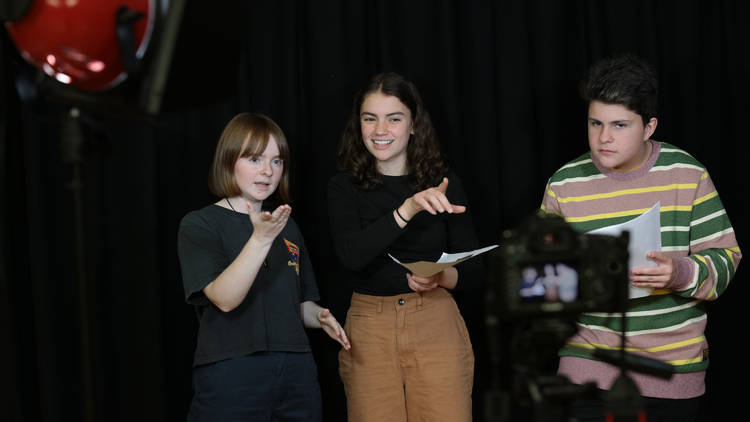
[60,107,95,422]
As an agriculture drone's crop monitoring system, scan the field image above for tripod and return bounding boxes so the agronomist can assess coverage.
[593,307,673,422]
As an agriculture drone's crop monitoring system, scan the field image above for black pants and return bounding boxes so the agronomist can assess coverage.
[570,392,704,422]
[187,351,322,422]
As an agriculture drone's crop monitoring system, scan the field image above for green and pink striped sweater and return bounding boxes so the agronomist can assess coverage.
[540,140,741,399]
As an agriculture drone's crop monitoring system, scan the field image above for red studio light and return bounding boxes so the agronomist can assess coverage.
[6,0,155,92]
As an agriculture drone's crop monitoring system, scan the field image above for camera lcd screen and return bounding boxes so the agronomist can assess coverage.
[519,262,578,304]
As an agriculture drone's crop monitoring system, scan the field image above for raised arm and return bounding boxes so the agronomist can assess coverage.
[203,204,291,312]
[394,177,466,225]
[328,174,471,272]
[327,175,404,270]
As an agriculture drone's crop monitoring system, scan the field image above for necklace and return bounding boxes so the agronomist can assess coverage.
[225,197,236,211]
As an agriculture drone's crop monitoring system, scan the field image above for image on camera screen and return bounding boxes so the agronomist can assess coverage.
[519,263,578,303]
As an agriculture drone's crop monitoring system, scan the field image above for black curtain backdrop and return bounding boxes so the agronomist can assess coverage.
[2,1,747,421]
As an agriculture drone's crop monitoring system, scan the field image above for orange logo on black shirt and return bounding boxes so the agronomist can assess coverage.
[283,238,300,275]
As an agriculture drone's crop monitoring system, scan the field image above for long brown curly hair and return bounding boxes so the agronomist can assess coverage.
[337,72,448,190]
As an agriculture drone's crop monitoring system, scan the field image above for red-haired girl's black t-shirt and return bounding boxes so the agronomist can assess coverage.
[178,205,320,367]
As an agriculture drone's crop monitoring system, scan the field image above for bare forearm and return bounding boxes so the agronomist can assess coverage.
[300,301,323,328]
[302,301,351,350]
[203,235,272,312]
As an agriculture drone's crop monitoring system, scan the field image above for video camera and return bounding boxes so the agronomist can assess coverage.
[484,213,674,422]
[484,213,632,421]
[489,212,630,318]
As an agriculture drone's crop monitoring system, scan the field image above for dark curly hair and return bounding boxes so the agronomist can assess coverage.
[337,72,448,190]
[581,54,658,125]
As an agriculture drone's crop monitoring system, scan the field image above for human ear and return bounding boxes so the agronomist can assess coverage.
[644,117,658,140]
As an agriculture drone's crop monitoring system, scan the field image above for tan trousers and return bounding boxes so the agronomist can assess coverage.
[339,288,474,422]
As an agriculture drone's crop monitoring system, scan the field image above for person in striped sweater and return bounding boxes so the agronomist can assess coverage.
[540,55,741,421]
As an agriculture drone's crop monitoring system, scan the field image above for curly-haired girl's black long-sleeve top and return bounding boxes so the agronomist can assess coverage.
[327,171,481,296]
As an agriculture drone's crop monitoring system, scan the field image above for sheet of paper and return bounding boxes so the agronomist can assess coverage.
[389,245,499,278]
[436,244,500,263]
[586,201,661,299]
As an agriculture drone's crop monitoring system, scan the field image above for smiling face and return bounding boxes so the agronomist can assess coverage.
[360,91,414,175]
[233,135,283,211]
[587,100,658,171]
